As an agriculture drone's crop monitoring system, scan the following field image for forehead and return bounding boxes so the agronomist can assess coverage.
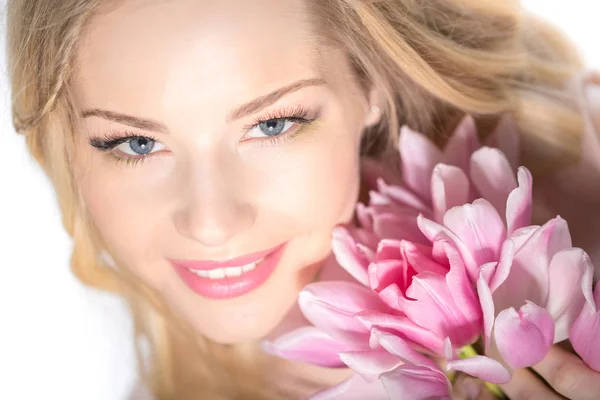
[74,0,324,117]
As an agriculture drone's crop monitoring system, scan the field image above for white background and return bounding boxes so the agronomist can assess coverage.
[0,1,598,399]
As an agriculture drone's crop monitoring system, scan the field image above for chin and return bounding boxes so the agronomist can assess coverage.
[184,288,299,345]
[169,241,324,345]
[190,308,288,345]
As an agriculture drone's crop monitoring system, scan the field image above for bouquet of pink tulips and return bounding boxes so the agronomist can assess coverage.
[263,116,600,399]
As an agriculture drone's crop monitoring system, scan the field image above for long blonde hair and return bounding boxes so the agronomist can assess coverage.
[6,0,585,398]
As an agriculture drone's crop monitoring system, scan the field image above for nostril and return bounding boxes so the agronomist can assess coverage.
[173,201,257,248]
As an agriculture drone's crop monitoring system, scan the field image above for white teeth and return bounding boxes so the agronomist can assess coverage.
[224,266,242,277]
[188,257,264,280]
[242,263,256,273]
[207,268,226,279]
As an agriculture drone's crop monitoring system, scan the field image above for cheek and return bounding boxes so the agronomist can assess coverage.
[73,148,171,282]
[254,126,362,234]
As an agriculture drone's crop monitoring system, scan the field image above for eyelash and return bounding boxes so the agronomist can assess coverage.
[88,106,320,167]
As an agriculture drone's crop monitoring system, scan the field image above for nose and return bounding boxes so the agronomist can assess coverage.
[173,159,257,249]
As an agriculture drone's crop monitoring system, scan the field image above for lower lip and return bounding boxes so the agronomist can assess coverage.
[171,243,287,300]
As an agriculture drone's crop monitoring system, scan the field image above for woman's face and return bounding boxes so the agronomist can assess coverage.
[72,0,379,343]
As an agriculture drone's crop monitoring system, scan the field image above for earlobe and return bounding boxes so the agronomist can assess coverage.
[365,105,381,127]
[364,87,383,128]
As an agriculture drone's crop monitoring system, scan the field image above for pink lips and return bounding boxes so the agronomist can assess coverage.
[169,242,287,300]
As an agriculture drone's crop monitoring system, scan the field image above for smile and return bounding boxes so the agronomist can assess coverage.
[186,258,263,279]
[169,242,287,299]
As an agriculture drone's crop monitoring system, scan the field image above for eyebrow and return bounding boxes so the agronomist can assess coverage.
[80,78,327,134]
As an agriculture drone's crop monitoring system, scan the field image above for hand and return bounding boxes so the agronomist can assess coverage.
[500,344,600,400]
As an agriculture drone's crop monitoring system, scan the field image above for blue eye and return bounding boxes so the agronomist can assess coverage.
[124,137,156,155]
[113,136,164,156]
[89,131,168,167]
[247,118,295,139]
[259,119,287,136]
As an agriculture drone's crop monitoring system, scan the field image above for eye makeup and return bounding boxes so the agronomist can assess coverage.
[88,105,322,167]
[240,105,320,147]
[89,130,165,167]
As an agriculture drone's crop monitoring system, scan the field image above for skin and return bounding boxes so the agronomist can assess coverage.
[68,0,600,397]
[72,0,380,346]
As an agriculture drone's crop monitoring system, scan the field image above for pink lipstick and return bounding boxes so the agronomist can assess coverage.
[169,242,287,299]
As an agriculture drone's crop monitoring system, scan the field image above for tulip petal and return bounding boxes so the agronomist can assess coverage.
[443,114,480,172]
[375,239,403,261]
[399,125,443,201]
[261,327,351,367]
[355,202,374,230]
[494,218,572,312]
[380,365,452,400]
[309,373,388,400]
[442,241,482,326]
[546,248,593,342]
[505,167,533,235]
[356,312,446,355]
[446,355,511,384]
[469,147,517,219]
[372,212,426,244]
[377,178,431,214]
[494,302,555,368]
[339,349,401,381]
[509,225,539,249]
[431,164,470,222]
[488,240,515,292]
[570,282,600,372]
[443,199,506,281]
[371,328,439,370]
[417,214,449,243]
[484,115,520,170]
[417,215,469,263]
[368,260,407,293]
[477,271,495,352]
[405,272,479,348]
[400,240,448,276]
[298,282,387,344]
[443,337,454,362]
[331,227,370,286]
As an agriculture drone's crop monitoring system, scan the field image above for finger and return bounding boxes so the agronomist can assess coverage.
[532,344,600,400]
[500,367,565,400]
[451,374,496,400]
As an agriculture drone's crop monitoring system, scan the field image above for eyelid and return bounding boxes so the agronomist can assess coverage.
[115,137,166,157]
[241,105,315,131]
[88,105,321,165]
[88,130,169,166]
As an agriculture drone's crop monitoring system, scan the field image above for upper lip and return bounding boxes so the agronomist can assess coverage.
[168,242,285,271]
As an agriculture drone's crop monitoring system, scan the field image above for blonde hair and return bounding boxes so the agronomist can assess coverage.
[6,0,585,398]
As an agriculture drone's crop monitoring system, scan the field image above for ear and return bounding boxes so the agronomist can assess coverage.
[363,86,384,128]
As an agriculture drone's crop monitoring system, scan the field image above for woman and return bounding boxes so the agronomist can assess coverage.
[6,0,600,398]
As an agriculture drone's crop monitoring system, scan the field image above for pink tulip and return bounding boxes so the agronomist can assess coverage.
[443,338,511,384]
[570,279,600,371]
[494,302,555,369]
[337,116,523,286]
[370,239,482,352]
[368,329,452,400]
[310,374,389,400]
[418,164,532,283]
[416,154,593,370]
[264,118,597,399]
[398,115,517,202]
[308,328,455,400]
[331,224,483,355]
[261,327,353,368]
[350,115,520,254]
[477,219,593,369]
